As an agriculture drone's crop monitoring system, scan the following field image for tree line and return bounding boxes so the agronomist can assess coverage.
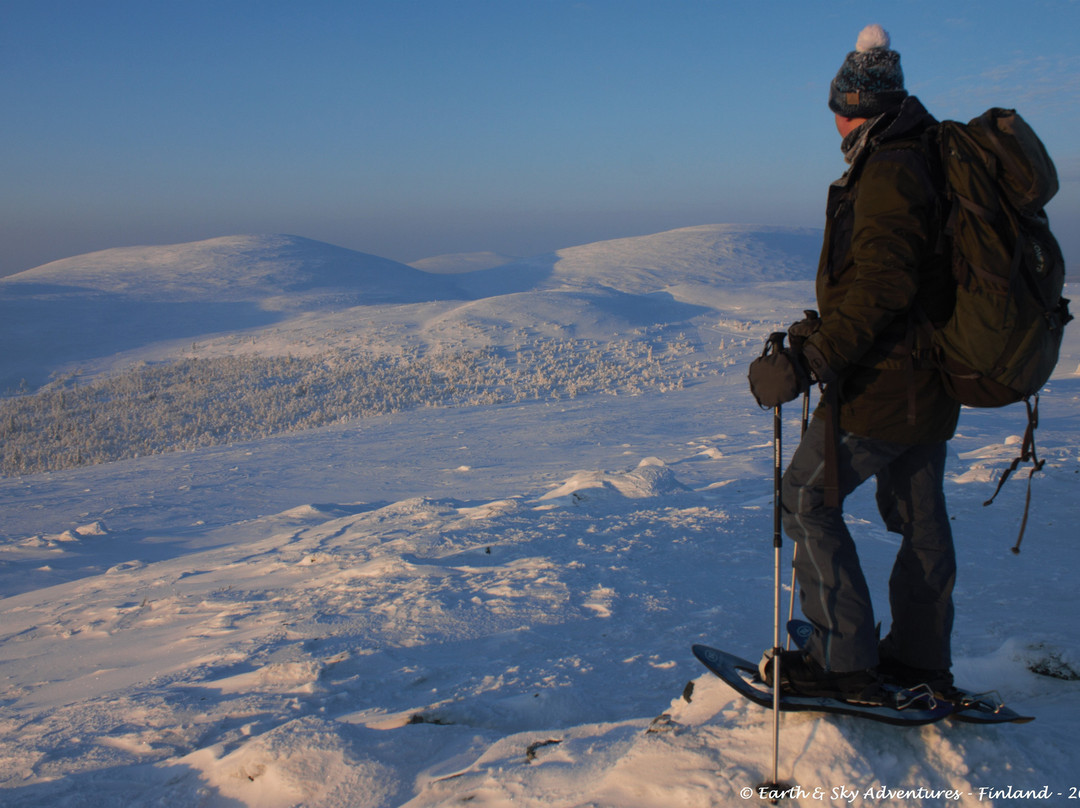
[1,336,705,476]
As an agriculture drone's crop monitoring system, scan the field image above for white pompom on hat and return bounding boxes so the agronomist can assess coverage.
[829,24,907,118]
[855,23,890,52]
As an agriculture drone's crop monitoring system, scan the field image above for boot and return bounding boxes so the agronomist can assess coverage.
[877,652,958,700]
[759,648,886,705]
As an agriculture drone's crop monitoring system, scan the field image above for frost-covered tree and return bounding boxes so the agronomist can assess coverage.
[0,336,711,476]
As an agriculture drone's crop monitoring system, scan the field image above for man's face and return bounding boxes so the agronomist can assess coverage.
[834,113,867,138]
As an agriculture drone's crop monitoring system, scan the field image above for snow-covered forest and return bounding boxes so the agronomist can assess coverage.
[0,335,700,476]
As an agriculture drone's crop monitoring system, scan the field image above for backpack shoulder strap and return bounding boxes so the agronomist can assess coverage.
[866,134,948,250]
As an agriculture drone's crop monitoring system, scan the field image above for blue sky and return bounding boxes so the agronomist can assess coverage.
[3,0,1078,274]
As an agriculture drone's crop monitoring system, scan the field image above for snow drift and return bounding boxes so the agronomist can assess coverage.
[0,224,1078,807]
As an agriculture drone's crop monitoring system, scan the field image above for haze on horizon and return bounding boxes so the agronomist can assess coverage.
[4,0,1079,277]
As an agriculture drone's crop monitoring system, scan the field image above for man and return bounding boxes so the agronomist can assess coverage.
[752,24,959,704]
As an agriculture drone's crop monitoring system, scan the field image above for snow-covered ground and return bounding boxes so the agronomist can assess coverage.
[1,225,1077,807]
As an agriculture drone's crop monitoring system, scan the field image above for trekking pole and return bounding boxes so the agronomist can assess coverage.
[785,388,811,648]
[766,332,787,798]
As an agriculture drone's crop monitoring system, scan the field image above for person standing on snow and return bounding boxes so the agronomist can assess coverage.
[750,24,959,703]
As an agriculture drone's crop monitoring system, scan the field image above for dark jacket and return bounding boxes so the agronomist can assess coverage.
[804,96,960,444]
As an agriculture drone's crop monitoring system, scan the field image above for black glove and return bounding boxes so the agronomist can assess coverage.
[748,347,811,408]
[787,309,821,353]
[802,342,837,384]
[786,309,839,385]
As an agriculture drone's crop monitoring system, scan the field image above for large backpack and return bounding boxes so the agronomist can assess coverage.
[927,108,1070,406]
[925,108,1072,551]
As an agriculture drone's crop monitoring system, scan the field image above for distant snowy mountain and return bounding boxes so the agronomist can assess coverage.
[0,234,466,391]
[0,225,819,392]
[406,223,821,284]
[452,224,821,299]
[2,234,465,306]
[548,223,820,289]
[409,251,520,273]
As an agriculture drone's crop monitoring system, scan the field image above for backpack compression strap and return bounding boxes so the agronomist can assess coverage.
[982,394,1045,554]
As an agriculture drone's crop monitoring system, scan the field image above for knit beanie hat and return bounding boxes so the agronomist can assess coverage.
[829,24,907,118]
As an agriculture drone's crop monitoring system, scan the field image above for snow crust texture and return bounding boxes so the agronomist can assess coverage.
[0,224,1078,807]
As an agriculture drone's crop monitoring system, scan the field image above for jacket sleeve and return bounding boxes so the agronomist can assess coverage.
[804,151,935,378]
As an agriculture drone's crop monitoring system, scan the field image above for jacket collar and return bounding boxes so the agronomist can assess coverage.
[842,95,937,165]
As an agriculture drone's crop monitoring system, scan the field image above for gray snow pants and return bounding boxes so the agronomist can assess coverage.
[781,414,956,673]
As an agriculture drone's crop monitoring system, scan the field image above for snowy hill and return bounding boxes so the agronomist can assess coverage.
[448,223,821,300]
[541,223,821,290]
[0,224,1078,807]
[409,251,520,273]
[0,226,816,393]
[3,234,464,304]
[0,234,466,392]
